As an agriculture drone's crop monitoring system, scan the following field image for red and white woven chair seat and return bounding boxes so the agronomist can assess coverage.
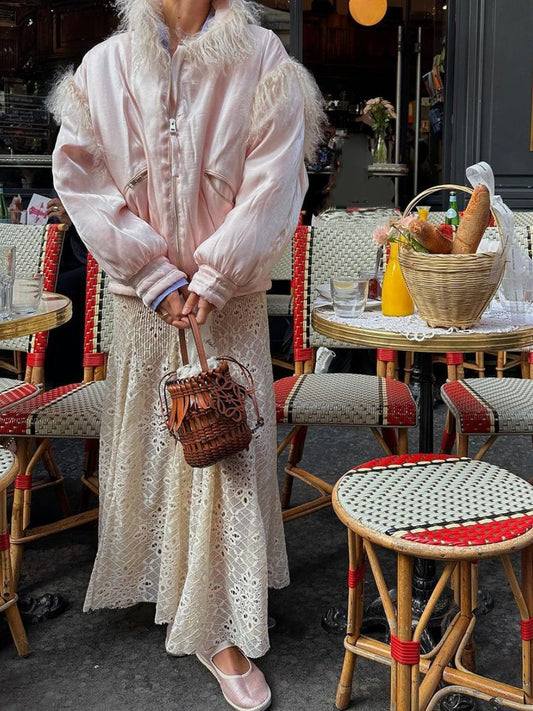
[0,378,41,412]
[337,454,533,548]
[275,373,417,427]
[0,381,106,437]
[441,378,533,435]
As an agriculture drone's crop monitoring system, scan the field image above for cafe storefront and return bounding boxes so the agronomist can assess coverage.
[0,0,531,211]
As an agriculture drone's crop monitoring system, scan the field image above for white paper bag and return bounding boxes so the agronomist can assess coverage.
[25,193,49,225]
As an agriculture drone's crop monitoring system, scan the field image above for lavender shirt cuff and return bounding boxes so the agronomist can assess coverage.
[151,279,188,310]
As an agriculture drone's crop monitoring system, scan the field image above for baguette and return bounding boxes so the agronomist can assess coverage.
[409,219,453,254]
[451,184,491,254]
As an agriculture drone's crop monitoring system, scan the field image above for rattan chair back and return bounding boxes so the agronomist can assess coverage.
[82,253,113,381]
[292,216,386,354]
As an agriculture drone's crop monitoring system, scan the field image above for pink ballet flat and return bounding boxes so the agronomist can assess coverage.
[195,642,271,711]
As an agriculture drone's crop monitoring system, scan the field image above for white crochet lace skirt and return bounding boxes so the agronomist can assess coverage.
[84,293,289,658]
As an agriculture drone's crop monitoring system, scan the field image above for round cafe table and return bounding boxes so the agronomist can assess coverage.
[312,304,533,453]
[0,293,72,340]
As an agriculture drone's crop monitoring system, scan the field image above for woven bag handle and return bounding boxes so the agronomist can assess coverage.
[178,313,209,370]
[402,183,503,244]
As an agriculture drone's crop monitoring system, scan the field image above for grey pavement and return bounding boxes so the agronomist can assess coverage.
[1,383,532,710]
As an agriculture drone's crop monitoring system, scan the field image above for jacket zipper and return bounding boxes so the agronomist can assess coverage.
[124,168,148,192]
[168,50,180,266]
[169,118,180,266]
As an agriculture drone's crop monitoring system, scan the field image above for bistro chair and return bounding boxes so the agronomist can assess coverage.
[0,254,111,584]
[0,445,30,656]
[440,375,533,459]
[274,222,417,522]
[438,218,533,456]
[0,223,65,408]
[333,453,533,710]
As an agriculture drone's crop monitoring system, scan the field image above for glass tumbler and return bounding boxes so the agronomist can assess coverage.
[12,273,44,315]
[330,277,369,319]
[0,245,16,320]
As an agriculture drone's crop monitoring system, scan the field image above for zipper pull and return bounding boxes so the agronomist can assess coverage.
[169,118,177,133]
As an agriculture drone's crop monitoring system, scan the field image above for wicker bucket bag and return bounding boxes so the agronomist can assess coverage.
[398,184,506,329]
[160,315,263,468]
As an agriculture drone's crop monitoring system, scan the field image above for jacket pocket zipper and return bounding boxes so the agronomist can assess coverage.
[204,170,236,205]
[124,169,148,192]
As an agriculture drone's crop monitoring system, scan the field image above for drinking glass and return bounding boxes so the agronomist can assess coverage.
[0,245,16,320]
[330,277,369,318]
[416,206,431,221]
[12,273,43,315]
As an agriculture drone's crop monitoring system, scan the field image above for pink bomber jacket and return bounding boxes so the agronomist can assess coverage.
[48,0,324,310]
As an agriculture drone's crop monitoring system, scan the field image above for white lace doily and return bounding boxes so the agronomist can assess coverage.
[314,299,533,342]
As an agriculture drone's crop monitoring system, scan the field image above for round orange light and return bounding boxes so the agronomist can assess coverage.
[349,0,388,26]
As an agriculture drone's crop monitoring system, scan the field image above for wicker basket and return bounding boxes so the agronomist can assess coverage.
[160,315,263,468]
[398,184,505,329]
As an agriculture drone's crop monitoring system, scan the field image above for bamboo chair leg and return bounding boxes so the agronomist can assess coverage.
[9,438,33,588]
[496,351,506,377]
[1,489,30,656]
[459,560,476,672]
[4,602,31,656]
[440,413,457,454]
[281,426,307,510]
[395,553,415,711]
[521,544,533,703]
[397,428,408,455]
[475,351,485,378]
[335,530,364,711]
[440,356,462,454]
[403,351,414,385]
[456,434,469,458]
[521,351,530,379]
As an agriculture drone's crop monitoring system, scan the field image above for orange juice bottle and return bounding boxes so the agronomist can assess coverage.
[381,241,414,316]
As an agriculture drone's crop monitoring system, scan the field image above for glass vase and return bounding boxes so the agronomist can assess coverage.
[373,132,388,164]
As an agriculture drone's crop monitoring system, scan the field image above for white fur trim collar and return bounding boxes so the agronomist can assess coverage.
[113,0,262,71]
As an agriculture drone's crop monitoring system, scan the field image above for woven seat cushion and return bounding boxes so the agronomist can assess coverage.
[0,381,106,437]
[441,378,533,435]
[336,454,533,548]
[0,378,41,412]
[274,373,416,427]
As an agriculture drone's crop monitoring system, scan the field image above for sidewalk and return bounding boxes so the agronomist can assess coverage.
[1,404,531,710]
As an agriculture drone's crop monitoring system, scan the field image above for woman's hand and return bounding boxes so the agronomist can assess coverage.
[46,198,72,228]
[156,286,214,328]
[182,291,214,325]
